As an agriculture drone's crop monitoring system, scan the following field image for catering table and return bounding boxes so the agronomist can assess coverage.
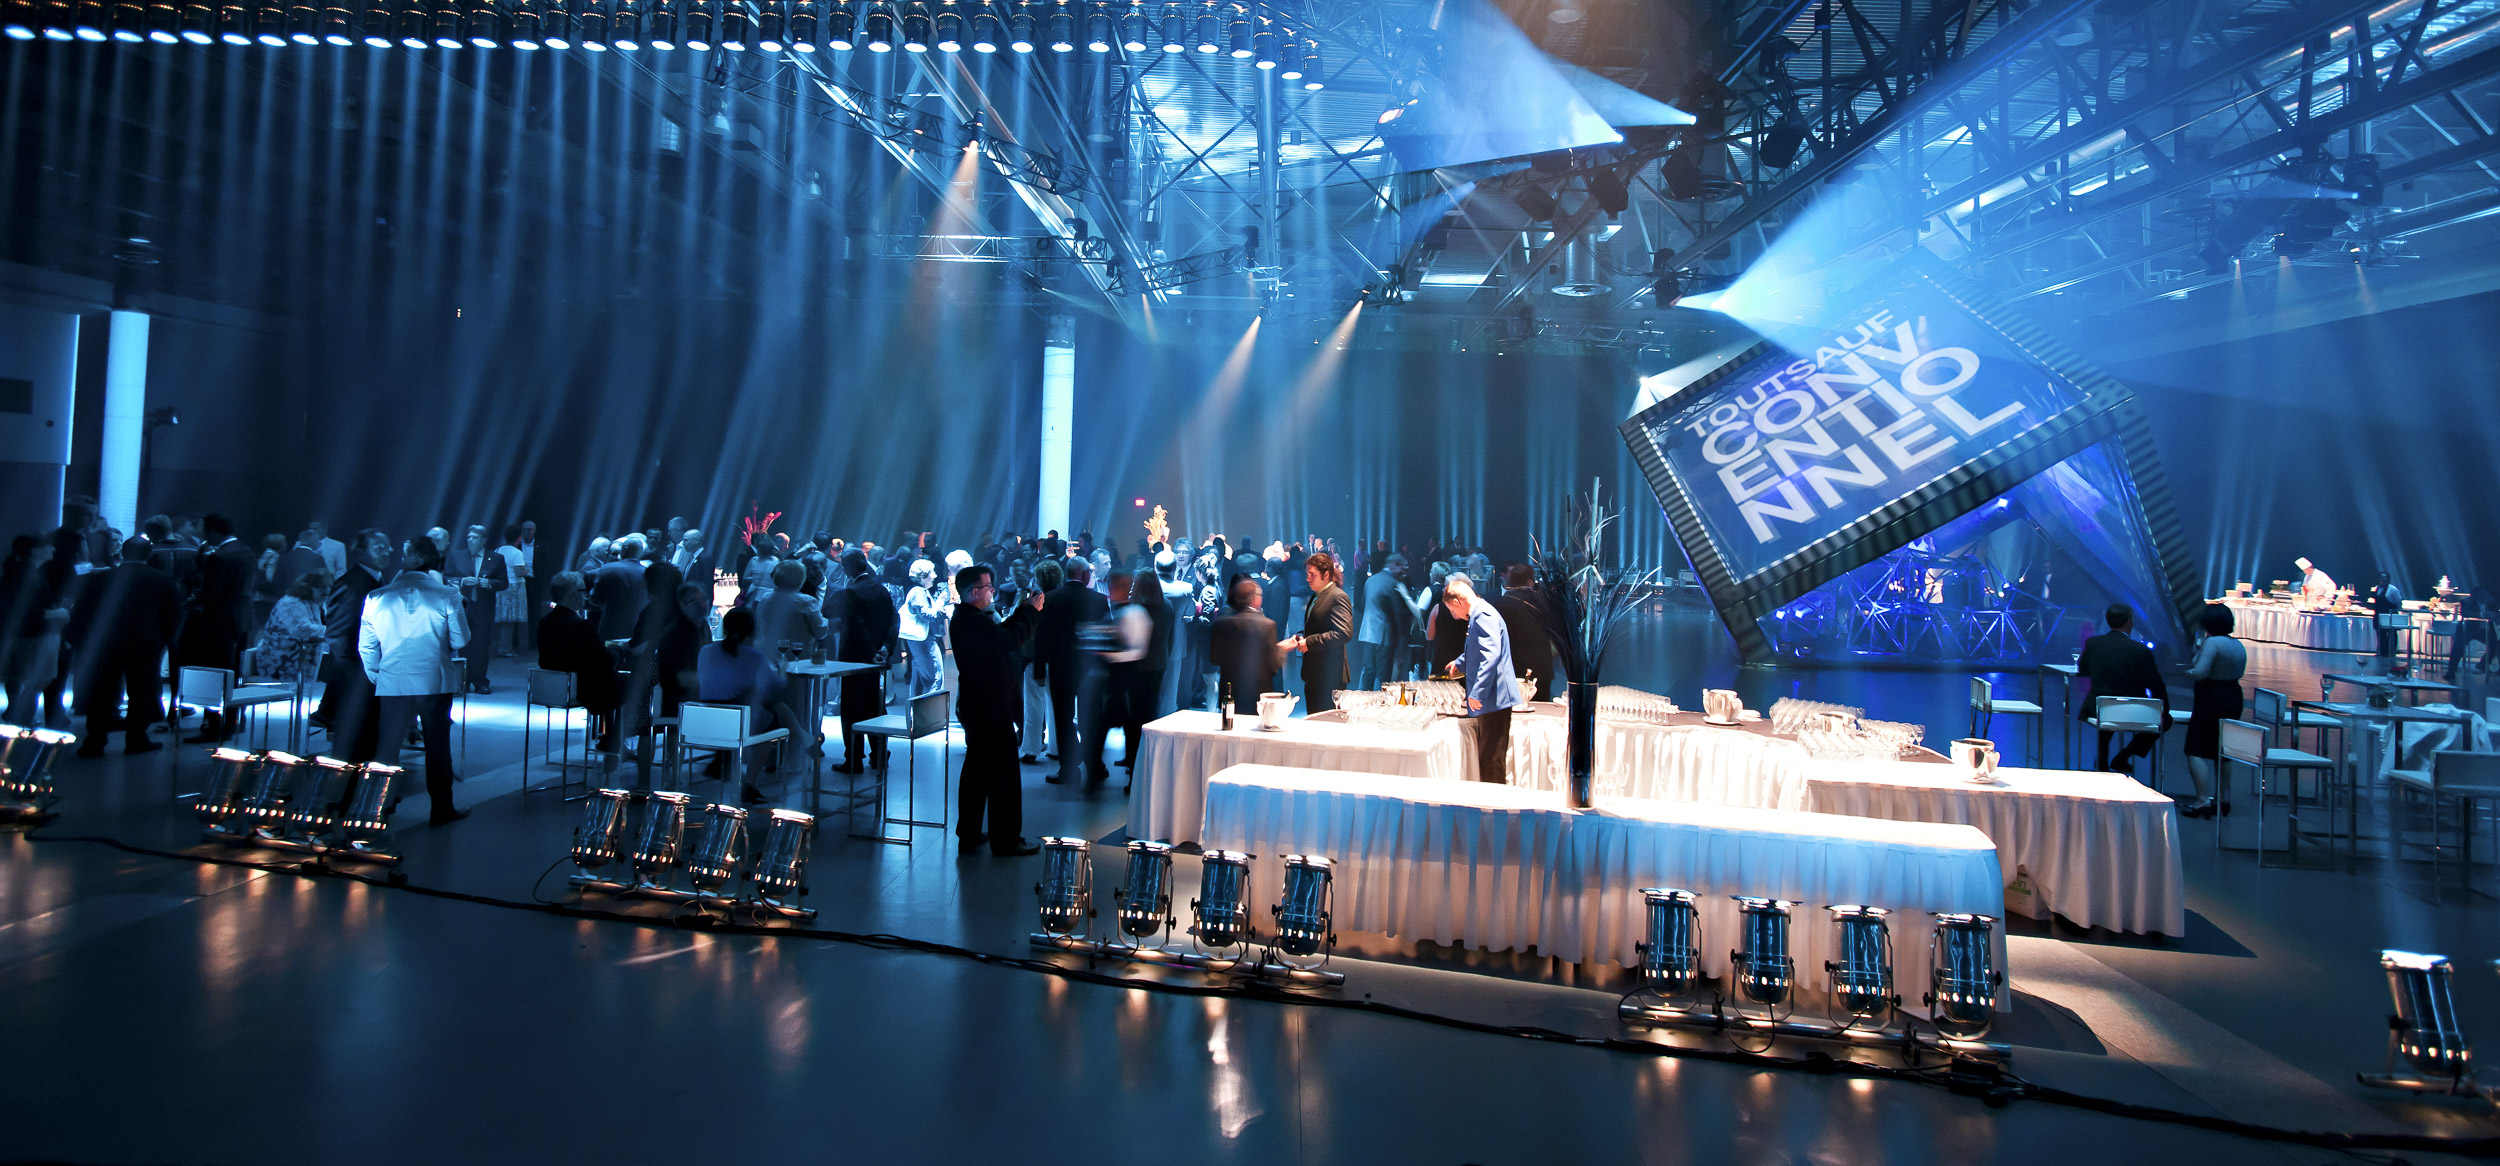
[2220,597,2422,652]
[1506,711,1813,811]
[1804,760,2185,936]
[1130,711,1463,844]
[1199,764,2008,1007]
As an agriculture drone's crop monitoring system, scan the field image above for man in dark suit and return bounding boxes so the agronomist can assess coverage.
[1211,576,1284,714]
[1035,557,1107,784]
[590,535,650,642]
[1490,563,1560,701]
[174,513,256,742]
[2079,602,2171,774]
[312,528,393,761]
[1286,551,1352,713]
[949,563,1044,857]
[275,531,326,594]
[539,570,624,757]
[65,547,180,755]
[836,550,898,773]
[1355,554,1412,690]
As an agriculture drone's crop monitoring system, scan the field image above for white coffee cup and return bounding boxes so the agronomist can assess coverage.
[1951,738,1998,779]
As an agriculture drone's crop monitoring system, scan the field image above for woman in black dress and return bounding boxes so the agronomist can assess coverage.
[2182,603,2246,819]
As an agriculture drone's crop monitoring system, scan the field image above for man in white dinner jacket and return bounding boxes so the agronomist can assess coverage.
[360,535,471,826]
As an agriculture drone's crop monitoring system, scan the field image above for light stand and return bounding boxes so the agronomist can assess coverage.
[330,761,404,863]
[2359,950,2485,1098]
[1027,835,1097,952]
[1242,854,1342,985]
[568,788,636,891]
[746,808,817,920]
[1825,905,1897,1033]
[625,790,690,897]
[194,747,261,835]
[198,751,401,864]
[1619,887,1703,1018]
[1618,894,2010,1059]
[1924,912,2003,1048]
[1104,839,1176,958]
[0,725,76,822]
[1173,847,1255,969]
[682,802,748,908]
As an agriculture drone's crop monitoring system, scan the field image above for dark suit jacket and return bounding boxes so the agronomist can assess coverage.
[1299,583,1352,692]
[590,560,649,642]
[838,573,898,665]
[1211,608,1284,710]
[1491,588,1559,698]
[951,601,1042,727]
[275,545,325,590]
[66,561,180,666]
[324,564,389,657]
[539,604,622,713]
[1035,580,1108,677]
[2079,630,2169,721]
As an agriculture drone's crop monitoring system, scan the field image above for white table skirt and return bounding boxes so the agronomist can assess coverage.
[2220,598,2418,652]
[1130,711,1462,844]
[1200,765,2007,1007]
[1804,760,2185,936]
[1506,714,1813,811]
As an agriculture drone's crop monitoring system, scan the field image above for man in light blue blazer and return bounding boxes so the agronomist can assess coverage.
[1441,573,1526,783]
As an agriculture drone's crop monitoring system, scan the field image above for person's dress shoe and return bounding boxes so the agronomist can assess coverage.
[993,839,1040,857]
[1045,773,1068,784]
[429,807,470,826]
[833,760,864,775]
[1019,754,1039,765]
[959,839,983,857]
[741,783,769,805]
[125,740,162,755]
[470,682,493,695]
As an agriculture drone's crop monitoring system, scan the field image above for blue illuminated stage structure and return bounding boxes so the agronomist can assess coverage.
[1622,252,2203,666]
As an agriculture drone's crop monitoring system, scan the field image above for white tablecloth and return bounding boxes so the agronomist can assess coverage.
[1507,714,1813,811]
[1130,711,1462,844]
[1804,760,2185,936]
[1200,764,2007,1007]
[2221,598,2420,652]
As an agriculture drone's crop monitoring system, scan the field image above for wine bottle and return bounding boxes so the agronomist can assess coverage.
[1220,681,1234,731]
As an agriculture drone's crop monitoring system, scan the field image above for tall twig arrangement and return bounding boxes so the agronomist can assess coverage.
[1529,478,1665,686]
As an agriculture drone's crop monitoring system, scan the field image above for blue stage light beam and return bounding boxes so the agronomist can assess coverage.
[1378,0,1619,174]
[1545,57,1693,129]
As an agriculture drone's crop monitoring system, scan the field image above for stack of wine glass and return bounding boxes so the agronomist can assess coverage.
[1768,698,1865,735]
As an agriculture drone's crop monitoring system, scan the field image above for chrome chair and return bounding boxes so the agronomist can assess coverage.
[2386,750,2500,890]
[178,665,295,749]
[2220,717,2334,864]
[676,701,789,804]
[523,668,589,800]
[2086,695,2170,790]
[1968,677,2042,767]
[848,689,952,845]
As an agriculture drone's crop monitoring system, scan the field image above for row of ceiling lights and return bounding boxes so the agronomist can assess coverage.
[4,0,1326,86]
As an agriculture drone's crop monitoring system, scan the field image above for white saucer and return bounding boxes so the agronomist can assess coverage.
[1252,724,1288,732]
[1703,716,1740,727]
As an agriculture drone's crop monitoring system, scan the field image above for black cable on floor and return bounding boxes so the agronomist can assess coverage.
[23,827,2500,1159]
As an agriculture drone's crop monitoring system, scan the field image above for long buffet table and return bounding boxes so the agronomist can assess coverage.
[1804,761,2184,936]
[2219,596,2425,652]
[1200,764,2010,1007]
[1135,703,2186,939]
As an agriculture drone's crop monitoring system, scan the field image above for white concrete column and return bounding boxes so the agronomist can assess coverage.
[1038,314,1073,537]
[99,309,148,536]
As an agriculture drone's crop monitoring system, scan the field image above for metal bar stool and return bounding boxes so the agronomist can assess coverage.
[1969,676,2042,767]
[523,667,589,800]
[2385,750,2500,892]
[676,701,789,804]
[850,689,953,845]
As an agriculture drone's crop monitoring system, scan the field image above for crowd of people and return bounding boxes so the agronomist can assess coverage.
[0,501,1562,855]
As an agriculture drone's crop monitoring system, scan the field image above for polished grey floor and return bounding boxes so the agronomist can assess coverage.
[4,609,2499,1164]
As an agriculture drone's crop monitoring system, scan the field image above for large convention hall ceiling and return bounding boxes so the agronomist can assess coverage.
[6,0,2500,361]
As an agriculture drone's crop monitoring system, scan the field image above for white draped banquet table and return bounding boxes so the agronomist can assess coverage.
[2220,597,2416,652]
[1505,711,1813,811]
[1129,711,1462,844]
[1198,764,2008,1007]
[1803,761,2185,937]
